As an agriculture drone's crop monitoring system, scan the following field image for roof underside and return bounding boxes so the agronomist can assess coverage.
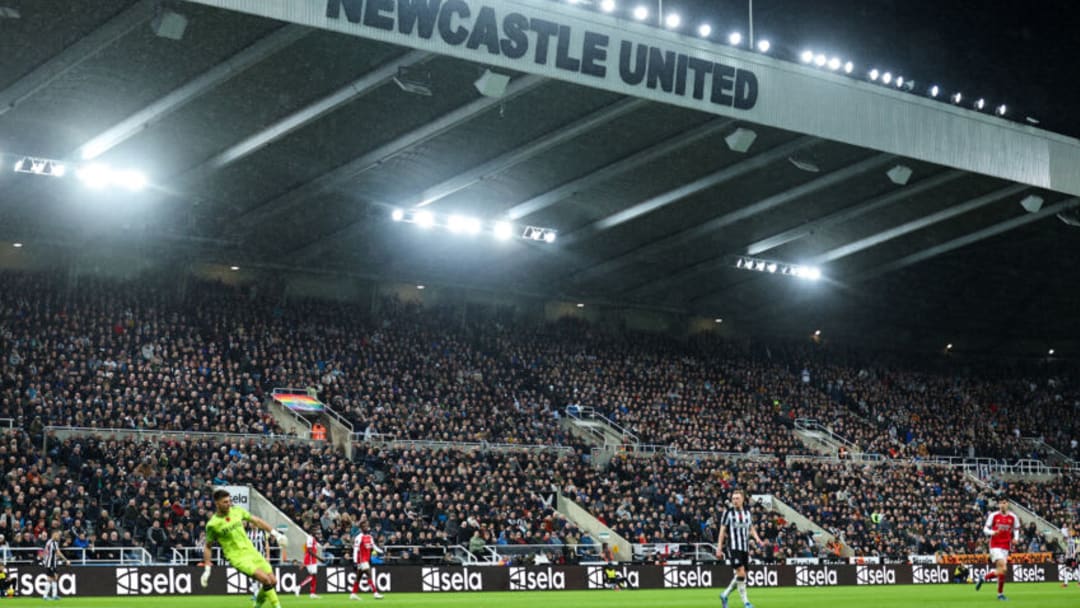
[1,0,1077,350]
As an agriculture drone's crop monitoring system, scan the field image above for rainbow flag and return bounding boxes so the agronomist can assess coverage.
[272,393,324,412]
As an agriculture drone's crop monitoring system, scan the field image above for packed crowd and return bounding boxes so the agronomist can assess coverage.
[0,269,1077,564]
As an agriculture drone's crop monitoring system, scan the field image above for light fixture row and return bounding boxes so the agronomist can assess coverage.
[391,208,557,243]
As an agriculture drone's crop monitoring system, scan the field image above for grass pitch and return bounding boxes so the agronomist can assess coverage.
[6,583,1078,607]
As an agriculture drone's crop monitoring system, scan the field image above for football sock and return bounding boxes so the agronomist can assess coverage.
[737,577,749,604]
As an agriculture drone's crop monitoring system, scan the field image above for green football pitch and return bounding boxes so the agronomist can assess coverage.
[6,584,1079,608]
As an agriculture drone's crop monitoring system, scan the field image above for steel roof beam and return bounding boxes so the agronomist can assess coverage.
[76,25,310,160]
[233,74,546,233]
[746,170,966,255]
[854,197,1080,281]
[287,97,649,261]
[0,0,157,117]
[811,183,1028,264]
[503,117,734,221]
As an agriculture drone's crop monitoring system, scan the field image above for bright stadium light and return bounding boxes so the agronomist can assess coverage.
[664,13,680,28]
[929,85,940,97]
[12,243,23,248]
[728,32,743,45]
[415,210,435,228]
[714,318,723,323]
[493,221,514,241]
[814,54,827,67]
[757,39,770,52]
[814,329,822,337]
[869,68,880,81]
[843,61,854,74]
[113,170,146,192]
[1049,348,1055,355]
[391,208,405,221]
[632,5,648,20]
[951,92,963,104]
[800,50,814,63]
[447,215,467,233]
[975,98,986,110]
[827,57,841,71]
[576,302,585,308]
[995,104,1007,116]
[881,72,892,85]
[896,76,904,88]
[600,0,616,12]
[230,265,240,271]
[544,231,557,243]
[698,23,712,37]
[76,164,112,189]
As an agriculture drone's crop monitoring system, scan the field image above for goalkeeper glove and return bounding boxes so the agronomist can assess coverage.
[200,565,211,588]
[270,529,289,548]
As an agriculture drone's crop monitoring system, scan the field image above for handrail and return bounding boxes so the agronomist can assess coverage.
[565,406,639,444]
[793,418,860,453]
[321,401,355,433]
[353,437,574,455]
[1021,436,1075,465]
[0,546,154,565]
[171,545,284,565]
[0,418,13,430]
[44,425,313,446]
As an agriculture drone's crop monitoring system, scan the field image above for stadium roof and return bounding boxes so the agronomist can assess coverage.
[0,0,1078,353]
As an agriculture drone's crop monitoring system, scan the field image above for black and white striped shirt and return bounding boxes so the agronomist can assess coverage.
[43,539,60,569]
[1067,536,1077,560]
[248,528,266,556]
[720,508,753,553]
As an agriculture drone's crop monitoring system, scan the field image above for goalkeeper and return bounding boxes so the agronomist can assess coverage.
[201,489,289,608]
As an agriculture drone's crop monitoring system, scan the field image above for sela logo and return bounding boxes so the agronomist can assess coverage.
[912,566,951,584]
[421,568,482,592]
[585,566,640,590]
[745,567,780,587]
[325,567,392,593]
[663,566,713,588]
[1012,565,1045,582]
[116,567,192,596]
[509,567,566,591]
[856,565,896,585]
[226,567,298,595]
[795,566,838,587]
[10,568,77,597]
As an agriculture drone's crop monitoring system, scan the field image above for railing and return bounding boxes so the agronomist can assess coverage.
[171,546,286,566]
[488,543,599,562]
[44,425,313,448]
[0,546,153,565]
[794,418,860,454]
[565,406,639,444]
[786,452,885,465]
[352,437,574,455]
[321,401,355,434]
[632,542,718,562]
[0,417,13,430]
[267,397,313,432]
[1021,436,1075,465]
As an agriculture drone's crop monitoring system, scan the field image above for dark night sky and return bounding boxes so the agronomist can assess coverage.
[594,0,1080,138]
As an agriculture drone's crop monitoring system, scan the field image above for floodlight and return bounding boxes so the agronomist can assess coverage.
[391,209,405,221]
[494,221,514,240]
[929,85,940,97]
[869,69,880,81]
[698,24,712,37]
[995,104,1007,116]
[77,164,112,189]
[632,5,648,20]
[113,170,146,192]
[881,72,892,85]
[600,0,616,12]
[543,231,557,243]
[415,211,435,228]
[827,57,841,71]
[664,13,680,28]
[843,61,854,74]
[728,32,743,46]
[757,39,771,52]
[814,54,826,67]
[800,50,814,63]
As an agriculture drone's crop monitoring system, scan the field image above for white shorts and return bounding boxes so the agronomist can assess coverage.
[305,564,318,575]
[989,548,1010,564]
[357,561,371,572]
